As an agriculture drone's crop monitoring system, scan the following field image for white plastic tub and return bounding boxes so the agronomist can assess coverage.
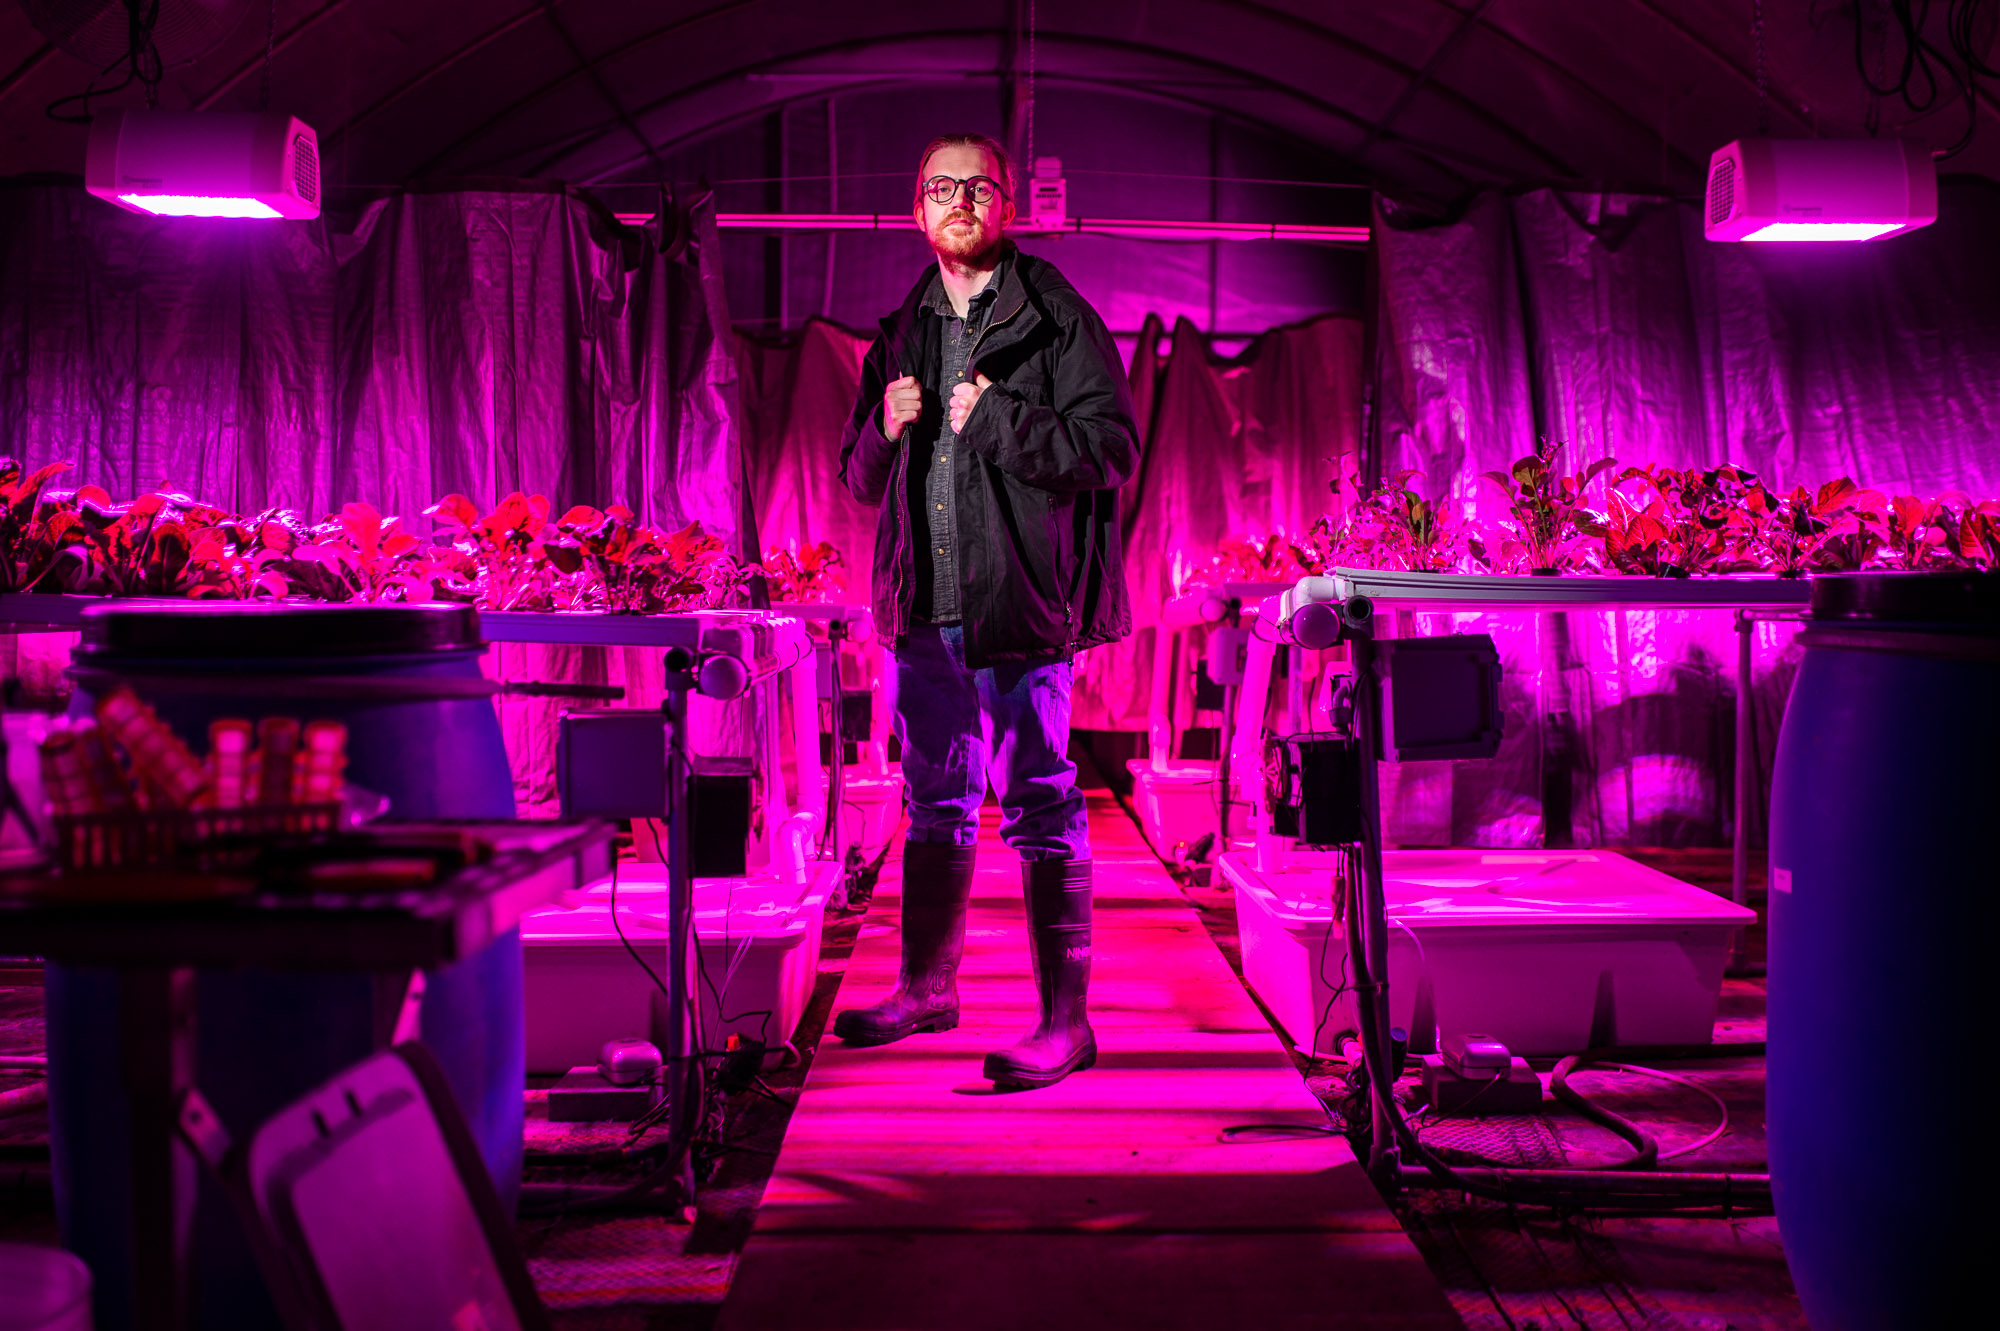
[520,860,840,1073]
[1222,848,1756,1056]
[837,769,904,862]
[1125,759,1222,856]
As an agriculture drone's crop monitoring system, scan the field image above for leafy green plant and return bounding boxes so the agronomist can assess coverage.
[281,503,439,603]
[762,541,846,603]
[1338,471,1463,572]
[182,510,297,600]
[1470,439,1616,574]
[1740,477,1885,575]
[1200,534,1311,587]
[0,458,76,593]
[1592,463,1764,576]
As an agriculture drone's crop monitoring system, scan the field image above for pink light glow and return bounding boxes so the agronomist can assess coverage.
[1740,221,1903,242]
[117,194,284,219]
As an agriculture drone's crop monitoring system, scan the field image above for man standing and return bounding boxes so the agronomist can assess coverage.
[832,132,1139,1089]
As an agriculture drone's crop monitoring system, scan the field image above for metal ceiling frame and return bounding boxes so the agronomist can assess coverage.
[494,29,1558,187]
[393,5,1577,184]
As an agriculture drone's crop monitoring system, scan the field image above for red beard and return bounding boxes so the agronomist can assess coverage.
[929,209,1000,265]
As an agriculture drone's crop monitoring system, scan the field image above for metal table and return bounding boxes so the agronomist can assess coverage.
[0,819,615,1330]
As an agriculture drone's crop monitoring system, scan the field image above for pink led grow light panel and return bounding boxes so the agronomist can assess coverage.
[116,194,284,219]
[1742,221,1903,242]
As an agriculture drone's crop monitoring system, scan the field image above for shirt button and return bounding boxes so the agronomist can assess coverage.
[935,503,945,511]
[937,547,946,555]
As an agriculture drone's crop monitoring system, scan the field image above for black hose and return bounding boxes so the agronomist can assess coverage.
[1550,1050,1659,1169]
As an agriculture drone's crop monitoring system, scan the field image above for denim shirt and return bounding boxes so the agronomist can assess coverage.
[914,265,1002,624]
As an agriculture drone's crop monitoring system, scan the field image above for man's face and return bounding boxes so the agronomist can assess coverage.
[915,143,1013,265]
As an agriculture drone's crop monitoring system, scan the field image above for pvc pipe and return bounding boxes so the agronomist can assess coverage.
[772,811,822,886]
[1398,1165,1772,1207]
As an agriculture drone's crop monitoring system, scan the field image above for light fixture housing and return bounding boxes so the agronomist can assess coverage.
[85,110,320,220]
[1704,138,1935,242]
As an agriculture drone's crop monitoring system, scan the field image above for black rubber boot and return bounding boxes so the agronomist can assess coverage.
[832,841,976,1046]
[983,857,1096,1088]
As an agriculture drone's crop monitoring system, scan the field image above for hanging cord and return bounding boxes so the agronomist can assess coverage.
[45,0,165,123]
[260,0,277,113]
[1850,0,1986,158]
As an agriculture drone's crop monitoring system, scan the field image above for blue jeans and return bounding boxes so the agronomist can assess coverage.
[894,622,1090,860]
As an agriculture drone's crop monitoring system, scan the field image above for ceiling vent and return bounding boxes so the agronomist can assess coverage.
[1703,138,1936,242]
[85,111,322,220]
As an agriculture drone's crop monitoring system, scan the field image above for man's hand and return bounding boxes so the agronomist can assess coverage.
[882,375,923,442]
[949,372,993,434]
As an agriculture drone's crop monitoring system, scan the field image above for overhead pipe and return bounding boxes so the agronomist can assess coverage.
[614,212,1368,244]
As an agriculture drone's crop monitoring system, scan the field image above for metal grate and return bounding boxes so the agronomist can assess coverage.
[293,134,319,205]
[1707,157,1735,226]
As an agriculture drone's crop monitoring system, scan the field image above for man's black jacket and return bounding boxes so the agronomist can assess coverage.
[838,247,1140,669]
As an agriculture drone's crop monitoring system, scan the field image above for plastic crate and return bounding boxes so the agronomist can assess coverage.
[1223,847,1756,1056]
[520,859,840,1072]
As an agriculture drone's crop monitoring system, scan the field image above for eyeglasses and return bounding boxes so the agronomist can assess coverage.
[923,174,1006,206]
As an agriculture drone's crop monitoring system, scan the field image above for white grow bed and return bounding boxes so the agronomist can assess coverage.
[1124,759,1222,857]
[1221,848,1756,1057]
[520,859,841,1073]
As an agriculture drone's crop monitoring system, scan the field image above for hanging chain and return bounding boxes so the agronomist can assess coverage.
[260,0,277,112]
[1865,0,1887,136]
[1026,0,1037,170]
[1753,0,1770,134]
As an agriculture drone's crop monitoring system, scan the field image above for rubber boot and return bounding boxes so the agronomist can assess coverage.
[983,857,1096,1088]
[832,841,976,1046]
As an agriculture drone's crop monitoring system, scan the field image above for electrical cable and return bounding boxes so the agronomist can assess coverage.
[1849,0,1987,157]
[46,0,166,124]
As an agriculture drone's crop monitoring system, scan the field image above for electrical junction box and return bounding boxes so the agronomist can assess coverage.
[1373,635,1503,762]
[86,110,321,219]
[1263,734,1363,847]
[548,1066,661,1122]
[1416,1054,1543,1116]
[1026,156,1066,231]
[558,710,668,820]
[1703,137,1936,242]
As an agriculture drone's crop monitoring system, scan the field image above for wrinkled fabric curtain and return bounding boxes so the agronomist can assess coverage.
[0,181,745,814]
[1370,179,2000,848]
[731,311,1367,734]
[0,183,339,513]
[0,181,741,534]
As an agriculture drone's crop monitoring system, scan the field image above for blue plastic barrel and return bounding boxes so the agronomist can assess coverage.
[44,602,520,1330]
[1769,573,1998,1329]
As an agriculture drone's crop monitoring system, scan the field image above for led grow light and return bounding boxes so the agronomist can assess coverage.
[1704,138,1935,243]
[86,110,320,221]
[1741,221,1905,242]
[115,194,284,219]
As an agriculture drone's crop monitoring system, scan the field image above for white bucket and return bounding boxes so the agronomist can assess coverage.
[0,1243,92,1331]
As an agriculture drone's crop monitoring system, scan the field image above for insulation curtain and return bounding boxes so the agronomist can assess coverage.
[0,180,742,536]
[1369,179,2000,848]
[735,311,1367,734]
[0,181,747,815]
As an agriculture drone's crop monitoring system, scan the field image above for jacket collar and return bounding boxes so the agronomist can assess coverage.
[882,243,1041,374]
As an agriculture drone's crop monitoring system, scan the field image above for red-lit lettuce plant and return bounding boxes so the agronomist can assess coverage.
[1589,463,1764,577]
[1334,471,1464,573]
[762,541,846,603]
[1470,439,1616,574]
[1737,477,1886,576]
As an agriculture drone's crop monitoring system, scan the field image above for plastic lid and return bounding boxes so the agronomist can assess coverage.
[0,1242,92,1331]
[74,602,486,659]
[1810,571,2000,627]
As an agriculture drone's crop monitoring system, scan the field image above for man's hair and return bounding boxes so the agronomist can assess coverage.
[914,132,1014,206]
